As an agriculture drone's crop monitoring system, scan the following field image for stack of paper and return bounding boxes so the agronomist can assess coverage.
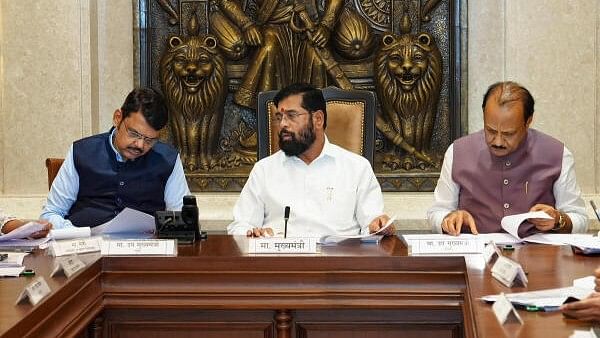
[0,252,28,277]
[0,222,52,250]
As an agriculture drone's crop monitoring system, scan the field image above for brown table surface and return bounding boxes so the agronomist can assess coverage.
[0,235,598,337]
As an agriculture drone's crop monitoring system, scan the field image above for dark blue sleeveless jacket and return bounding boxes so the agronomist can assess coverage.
[67,129,177,227]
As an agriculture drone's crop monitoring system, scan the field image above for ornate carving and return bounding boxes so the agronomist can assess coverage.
[160,14,227,171]
[139,0,465,192]
[374,7,442,171]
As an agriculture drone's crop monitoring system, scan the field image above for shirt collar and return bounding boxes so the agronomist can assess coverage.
[281,135,337,164]
[108,127,126,163]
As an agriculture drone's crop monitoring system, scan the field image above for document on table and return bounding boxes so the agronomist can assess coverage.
[500,211,553,239]
[0,222,46,241]
[50,227,91,240]
[318,216,395,244]
[90,208,155,236]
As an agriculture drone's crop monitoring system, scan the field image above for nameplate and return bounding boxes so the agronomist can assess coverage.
[491,256,528,288]
[492,293,523,325]
[248,238,318,254]
[50,237,102,257]
[410,238,484,255]
[483,241,502,264]
[50,255,86,278]
[101,239,177,256]
[15,277,51,306]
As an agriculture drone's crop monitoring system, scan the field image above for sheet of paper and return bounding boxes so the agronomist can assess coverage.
[0,266,24,277]
[0,252,28,267]
[573,276,596,290]
[0,237,51,248]
[0,222,45,241]
[563,236,600,250]
[318,215,395,244]
[90,208,155,235]
[501,211,553,239]
[481,286,593,308]
[50,227,91,240]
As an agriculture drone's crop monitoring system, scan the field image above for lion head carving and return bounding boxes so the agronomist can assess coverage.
[160,33,226,171]
[374,31,442,156]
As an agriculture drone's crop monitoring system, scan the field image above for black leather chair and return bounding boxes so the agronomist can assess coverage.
[256,86,376,166]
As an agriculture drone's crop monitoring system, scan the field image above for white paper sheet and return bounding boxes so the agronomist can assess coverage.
[0,266,24,277]
[50,227,91,240]
[0,252,28,267]
[0,222,46,241]
[500,211,553,239]
[90,208,155,235]
[318,215,395,244]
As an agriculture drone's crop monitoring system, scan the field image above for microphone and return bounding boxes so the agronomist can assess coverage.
[284,206,290,238]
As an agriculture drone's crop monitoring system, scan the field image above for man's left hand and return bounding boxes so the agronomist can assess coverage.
[528,204,560,232]
[311,25,330,48]
[30,220,52,239]
[561,293,600,321]
[368,215,396,236]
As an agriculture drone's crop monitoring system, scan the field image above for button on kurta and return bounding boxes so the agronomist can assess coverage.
[505,161,511,167]
[503,179,509,185]
[503,203,510,209]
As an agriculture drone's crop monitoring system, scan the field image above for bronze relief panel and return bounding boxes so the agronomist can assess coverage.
[136,0,466,191]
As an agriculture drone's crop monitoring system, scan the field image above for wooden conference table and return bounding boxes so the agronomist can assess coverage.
[0,235,597,338]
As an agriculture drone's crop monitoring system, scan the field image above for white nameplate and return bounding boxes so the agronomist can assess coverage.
[50,237,102,257]
[15,277,52,306]
[249,238,318,254]
[50,255,86,278]
[492,293,523,325]
[491,256,528,288]
[483,240,503,264]
[101,239,177,256]
[410,238,484,255]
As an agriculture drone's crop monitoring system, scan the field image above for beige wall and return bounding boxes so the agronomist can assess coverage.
[0,1,598,230]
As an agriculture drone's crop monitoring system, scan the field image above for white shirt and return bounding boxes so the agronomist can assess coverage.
[228,137,384,237]
[427,144,588,233]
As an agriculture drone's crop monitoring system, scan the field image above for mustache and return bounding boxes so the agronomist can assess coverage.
[127,146,143,154]
[490,144,507,150]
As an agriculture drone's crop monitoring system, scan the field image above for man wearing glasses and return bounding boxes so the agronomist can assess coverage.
[41,88,190,229]
[228,83,394,237]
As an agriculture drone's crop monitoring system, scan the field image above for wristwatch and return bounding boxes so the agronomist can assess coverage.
[552,211,566,231]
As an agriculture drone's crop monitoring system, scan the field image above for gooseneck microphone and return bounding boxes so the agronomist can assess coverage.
[284,206,290,238]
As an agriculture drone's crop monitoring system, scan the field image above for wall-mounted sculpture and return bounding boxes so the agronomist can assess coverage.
[138,0,465,191]
[374,8,442,171]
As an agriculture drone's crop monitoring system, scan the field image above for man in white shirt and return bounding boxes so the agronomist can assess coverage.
[228,83,393,237]
[428,81,587,236]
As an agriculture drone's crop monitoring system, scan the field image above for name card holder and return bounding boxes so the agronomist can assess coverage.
[15,277,52,306]
[50,237,102,257]
[249,238,318,254]
[51,255,86,278]
[492,293,524,325]
[491,256,528,288]
[410,238,484,255]
[483,240,503,264]
[101,239,177,256]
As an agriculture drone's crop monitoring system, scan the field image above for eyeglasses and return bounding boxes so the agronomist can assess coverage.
[273,111,311,124]
[123,124,159,147]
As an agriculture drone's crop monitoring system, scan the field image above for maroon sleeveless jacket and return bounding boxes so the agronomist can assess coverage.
[452,129,563,234]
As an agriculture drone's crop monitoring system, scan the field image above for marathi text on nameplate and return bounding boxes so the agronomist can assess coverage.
[50,237,102,257]
[249,238,318,254]
[51,255,87,278]
[101,239,177,256]
[15,277,51,306]
[410,238,484,255]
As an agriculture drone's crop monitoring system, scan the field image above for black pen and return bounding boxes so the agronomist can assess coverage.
[590,200,600,222]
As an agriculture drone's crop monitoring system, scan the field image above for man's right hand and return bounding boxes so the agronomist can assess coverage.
[243,25,263,46]
[441,210,478,236]
[246,227,274,237]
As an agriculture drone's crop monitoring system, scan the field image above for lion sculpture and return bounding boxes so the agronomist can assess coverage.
[160,31,226,171]
[374,32,442,169]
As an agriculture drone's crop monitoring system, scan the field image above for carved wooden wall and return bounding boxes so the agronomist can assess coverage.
[135,0,466,191]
